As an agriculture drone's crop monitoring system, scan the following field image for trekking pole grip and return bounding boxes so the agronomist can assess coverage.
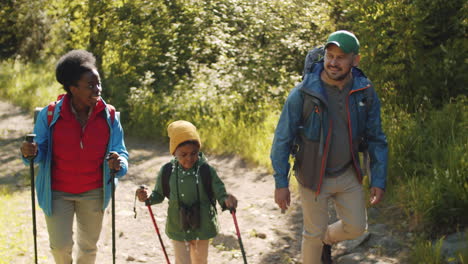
[106,151,118,184]
[134,185,148,218]
[25,134,36,143]
[106,151,118,167]
[25,134,36,160]
[145,199,151,207]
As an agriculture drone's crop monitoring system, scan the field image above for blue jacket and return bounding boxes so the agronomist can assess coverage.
[270,62,388,192]
[23,97,129,216]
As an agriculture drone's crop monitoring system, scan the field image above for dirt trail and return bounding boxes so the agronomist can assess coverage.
[0,100,405,263]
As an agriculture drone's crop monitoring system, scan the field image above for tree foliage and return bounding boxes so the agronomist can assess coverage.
[0,0,466,240]
[331,0,467,109]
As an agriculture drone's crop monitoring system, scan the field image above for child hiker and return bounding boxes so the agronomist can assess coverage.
[136,120,238,264]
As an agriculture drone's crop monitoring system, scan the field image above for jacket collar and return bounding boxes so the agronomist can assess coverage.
[300,62,372,104]
[51,94,108,125]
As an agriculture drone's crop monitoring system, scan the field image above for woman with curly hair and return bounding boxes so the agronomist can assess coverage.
[20,50,129,264]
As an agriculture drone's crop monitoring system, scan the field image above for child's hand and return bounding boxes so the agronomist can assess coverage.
[136,187,149,202]
[224,194,238,209]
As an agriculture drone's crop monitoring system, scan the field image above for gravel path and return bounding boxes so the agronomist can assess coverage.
[0,100,405,263]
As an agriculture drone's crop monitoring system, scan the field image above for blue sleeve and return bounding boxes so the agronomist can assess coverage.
[270,86,303,188]
[110,116,129,178]
[366,89,388,189]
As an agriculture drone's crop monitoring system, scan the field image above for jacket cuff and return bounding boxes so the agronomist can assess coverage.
[274,175,289,189]
[370,181,386,191]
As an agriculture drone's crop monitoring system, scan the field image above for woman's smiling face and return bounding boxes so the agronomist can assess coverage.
[70,69,102,107]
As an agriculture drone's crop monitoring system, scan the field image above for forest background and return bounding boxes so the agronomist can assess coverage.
[0,0,467,261]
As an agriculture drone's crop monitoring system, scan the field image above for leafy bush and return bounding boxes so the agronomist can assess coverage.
[332,0,467,110]
[0,59,61,110]
[384,96,468,236]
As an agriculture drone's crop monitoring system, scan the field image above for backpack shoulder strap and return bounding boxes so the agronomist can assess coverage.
[47,101,58,126]
[161,162,173,199]
[199,163,216,210]
[161,162,215,208]
[46,94,66,126]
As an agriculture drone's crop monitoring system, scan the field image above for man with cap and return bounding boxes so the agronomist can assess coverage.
[270,30,388,263]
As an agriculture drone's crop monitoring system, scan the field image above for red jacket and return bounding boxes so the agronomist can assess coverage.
[51,94,110,193]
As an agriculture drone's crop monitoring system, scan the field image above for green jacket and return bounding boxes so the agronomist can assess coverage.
[148,153,228,241]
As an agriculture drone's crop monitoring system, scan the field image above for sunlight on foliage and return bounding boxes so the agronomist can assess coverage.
[0,59,61,110]
[0,1,466,259]
[410,236,444,264]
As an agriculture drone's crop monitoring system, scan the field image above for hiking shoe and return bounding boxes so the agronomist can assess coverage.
[321,243,333,264]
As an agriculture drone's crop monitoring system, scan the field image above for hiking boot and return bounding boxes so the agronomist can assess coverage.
[321,243,333,264]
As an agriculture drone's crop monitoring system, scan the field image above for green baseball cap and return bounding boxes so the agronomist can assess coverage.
[325,30,360,54]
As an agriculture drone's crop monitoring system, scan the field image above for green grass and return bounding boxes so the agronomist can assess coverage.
[0,59,62,111]
[409,233,468,264]
[0,186,31,263]
[409,237,445,264]
[383,96,468,237]
[199,110,278,169]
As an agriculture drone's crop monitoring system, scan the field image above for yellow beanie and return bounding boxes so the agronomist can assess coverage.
[167,120,201,155]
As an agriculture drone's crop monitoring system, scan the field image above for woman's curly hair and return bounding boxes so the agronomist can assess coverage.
[55,50,97,93]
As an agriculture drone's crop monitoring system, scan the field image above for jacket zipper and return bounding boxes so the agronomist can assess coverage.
[315,120,333,199]
[346,84,372,183]
[315,83,371,198]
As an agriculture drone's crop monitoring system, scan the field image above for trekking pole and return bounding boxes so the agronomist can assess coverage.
[139,186,171,264]
[230,208,248,264]
[25,134,38,264]
[106,152,118,264]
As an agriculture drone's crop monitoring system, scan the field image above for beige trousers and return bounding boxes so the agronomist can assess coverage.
[299,166,367,264]
[45,188,104,264]
[172,239,209,264]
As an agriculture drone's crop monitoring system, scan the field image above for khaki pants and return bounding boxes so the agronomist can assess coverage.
[299,167,367,264]
[45,188,104,264]
[172,239,209,264]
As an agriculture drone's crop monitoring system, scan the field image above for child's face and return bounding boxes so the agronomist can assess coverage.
[174,143,200,170]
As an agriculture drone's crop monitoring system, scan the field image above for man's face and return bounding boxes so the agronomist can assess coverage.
[70,69,102,107]
[323,44,359,82]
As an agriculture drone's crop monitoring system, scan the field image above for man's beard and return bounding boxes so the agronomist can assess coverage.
[325,66,352,81]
